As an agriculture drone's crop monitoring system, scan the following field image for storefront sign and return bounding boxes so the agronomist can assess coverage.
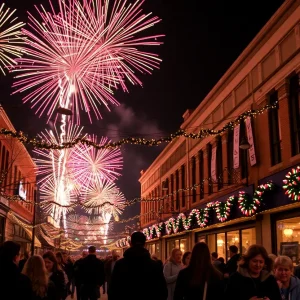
[233,124,240,169]
[211,146,217,181]
[245,117,257,166]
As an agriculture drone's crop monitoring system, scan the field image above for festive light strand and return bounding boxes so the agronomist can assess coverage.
[0,100,278,150]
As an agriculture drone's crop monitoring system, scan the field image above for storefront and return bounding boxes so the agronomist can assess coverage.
[195,221,256,261]
[146,240,161,258]
[165,234,189,259]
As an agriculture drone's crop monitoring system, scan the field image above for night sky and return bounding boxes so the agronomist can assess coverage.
[1,0,284,232]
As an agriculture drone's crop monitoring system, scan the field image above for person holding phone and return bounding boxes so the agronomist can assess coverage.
[225,245,281,300]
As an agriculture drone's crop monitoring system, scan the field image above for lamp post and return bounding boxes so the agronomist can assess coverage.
[31,186,37,256]
[239,137,250,186]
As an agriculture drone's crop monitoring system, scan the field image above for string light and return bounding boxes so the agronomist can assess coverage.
[215,196,235,222]
[0,101,277,150]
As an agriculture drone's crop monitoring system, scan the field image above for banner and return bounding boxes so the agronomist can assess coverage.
[211,146,217,182]
[245,117,257,166]
[233,125,240,169]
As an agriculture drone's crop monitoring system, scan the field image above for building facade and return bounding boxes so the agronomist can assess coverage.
[0,106,40,252]
[138,0,300,262]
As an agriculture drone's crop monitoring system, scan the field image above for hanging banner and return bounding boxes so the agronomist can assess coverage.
[245,117,257,166]
[211,146,217,182]
[233,124,240,169]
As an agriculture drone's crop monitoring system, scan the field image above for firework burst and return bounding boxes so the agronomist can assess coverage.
[12,0,163,123]
[0,3,24,75]
[69,134,123,187]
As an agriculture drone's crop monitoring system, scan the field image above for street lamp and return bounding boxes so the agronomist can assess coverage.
[239,137,250,186]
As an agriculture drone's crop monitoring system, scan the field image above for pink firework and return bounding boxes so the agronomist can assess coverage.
[12,0,163,123]
[69,134,123,186]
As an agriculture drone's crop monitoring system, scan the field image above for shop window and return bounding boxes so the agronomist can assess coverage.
[155,243,160,258]
[277,217,300,264]
[241,228,256,254]
[288,74,300,156]
[268,90,282,166]
[207,234,216,253]
[167,238,188,258]
[180,239,187,253]
[217,233,226,260]
[227,230,240,260]
[197,235,206,243]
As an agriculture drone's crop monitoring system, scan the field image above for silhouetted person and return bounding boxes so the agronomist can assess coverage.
[0,241,32,300]
[109,231,168,300]
[74,251,88,300]
[19,250,29,272]
[224,245,240,278]
[79,246,104,300]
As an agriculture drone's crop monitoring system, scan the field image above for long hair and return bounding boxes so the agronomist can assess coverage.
[239,244,273,272]
[189,242,222,286]
[43,251,60,272]
[182,251,191,266]
[22,255,48,298]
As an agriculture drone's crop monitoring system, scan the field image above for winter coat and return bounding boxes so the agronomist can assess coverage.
[0,261,32,300]
[78,254,104,287]
[173,266,224,300]
[164,261,182,300]
[225,254,240,275]
[294,265,300,279]
[49,270,66,300]
[108,246,168,300]
[281,276,300,300]
[225,265,281,300]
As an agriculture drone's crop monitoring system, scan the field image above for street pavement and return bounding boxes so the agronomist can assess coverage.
[66,287,107,300]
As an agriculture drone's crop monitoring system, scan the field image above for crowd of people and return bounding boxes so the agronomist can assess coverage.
[1,232,300,300]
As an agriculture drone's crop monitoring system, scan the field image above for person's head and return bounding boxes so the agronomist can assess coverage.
[62,252,68,262]
[130,231,146,247]
[88,246,96,254]
[82,251,88,258]
[43,251,59,273]
[229,245,238,257]
[239,245,272,276]
[274,256,293,286]
[112,250,119,261]
[170,248,182,264]
[0,241,21,265]
[22,255,48,298]
[55,252,63,264]
[218,257,225,264]
[211,252,218,261]
[182,251,191,266]
[189,242,221,286]
[23,250,29,260]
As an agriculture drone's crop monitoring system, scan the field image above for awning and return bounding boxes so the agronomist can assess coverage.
[23,227,42,248]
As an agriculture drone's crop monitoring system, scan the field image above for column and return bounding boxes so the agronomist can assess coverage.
[203,145,209,199]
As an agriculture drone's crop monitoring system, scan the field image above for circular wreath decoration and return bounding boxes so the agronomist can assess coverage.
[238,191,259,216]
[154,222,164,238]
[253,181,275,203]
[197,208,209,228]
[283,166,300,201]
[177,213,190,231]
[215,196,235,222]
[165,218,173,235]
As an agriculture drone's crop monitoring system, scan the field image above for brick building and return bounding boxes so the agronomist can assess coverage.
[0,105,41,252]
[139,0,300,261]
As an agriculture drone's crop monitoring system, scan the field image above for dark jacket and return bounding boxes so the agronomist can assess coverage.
[286,276,300,300]
[225,266,281,300]
[19,258,28,272]
[49,270,66,300]
[73,258,84,286]
[225,253,240,275]
[104,258,117,286]
[0,261,32,300]
[294,265,300,279]
[173,266,224,300]
[79,254,105,287]
[108,246,168,300]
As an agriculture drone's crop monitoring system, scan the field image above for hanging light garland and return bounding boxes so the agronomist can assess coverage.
[238,191,259,216]
[0,101,277,151]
